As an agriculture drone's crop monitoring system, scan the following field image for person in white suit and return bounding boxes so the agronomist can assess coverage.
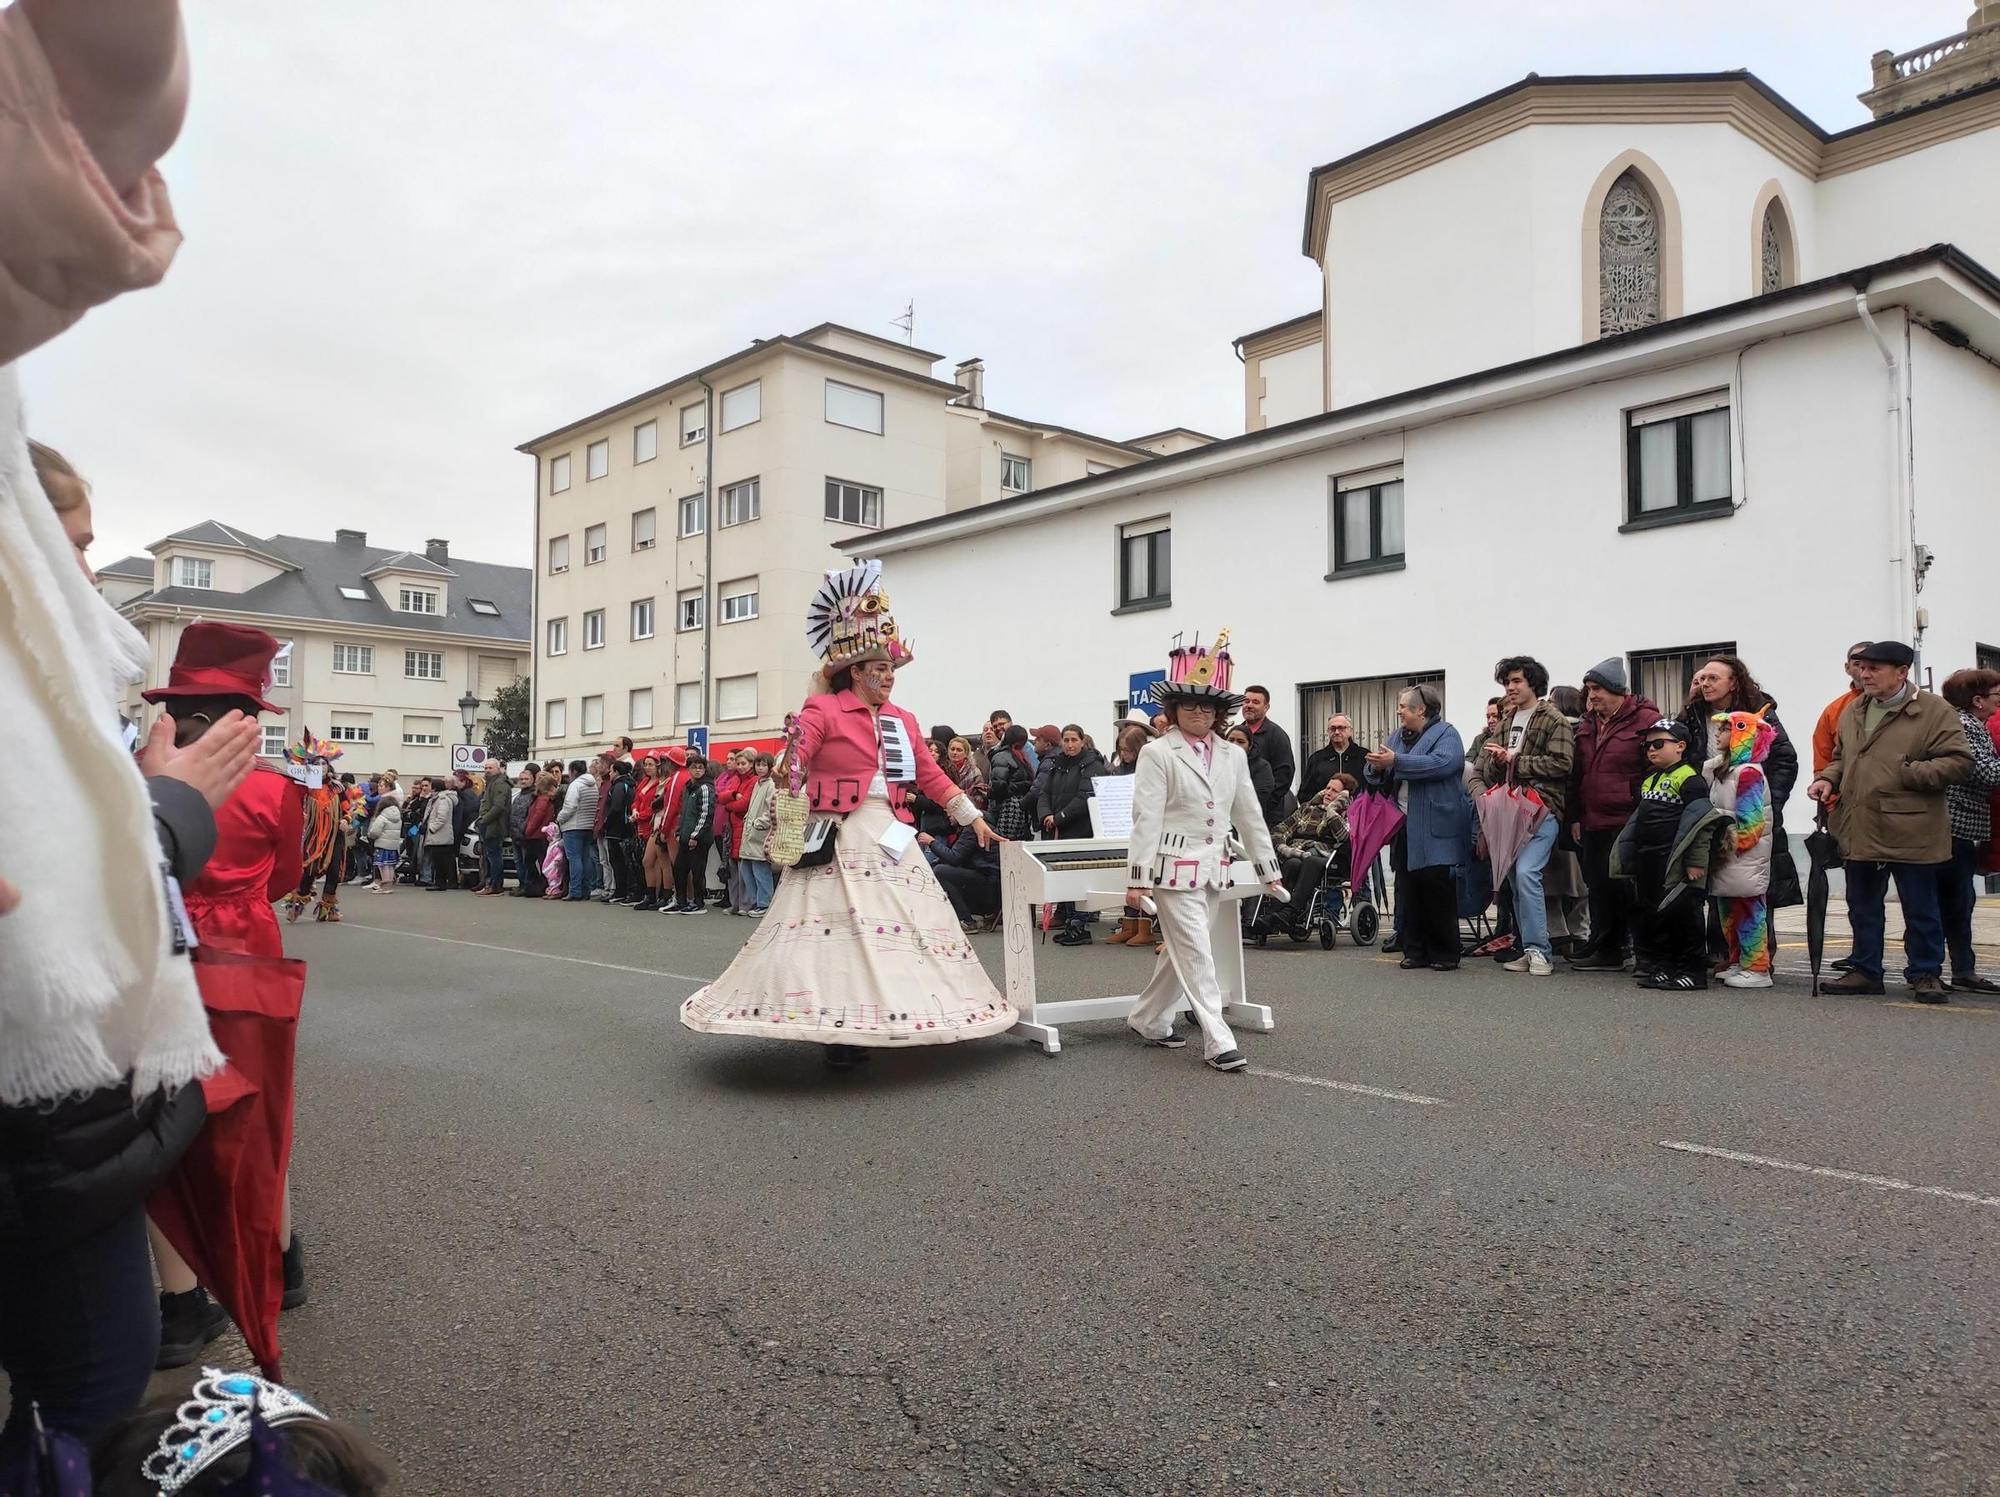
[1124,633,1283,1071]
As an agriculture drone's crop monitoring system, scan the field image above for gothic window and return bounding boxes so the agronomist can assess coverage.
[1760,201,1788,295]
[1598,170,1661,336]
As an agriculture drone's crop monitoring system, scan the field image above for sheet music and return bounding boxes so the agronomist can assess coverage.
[1089,775,1134,838]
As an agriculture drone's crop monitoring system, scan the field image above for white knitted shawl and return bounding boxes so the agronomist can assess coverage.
[0,364,220,1105]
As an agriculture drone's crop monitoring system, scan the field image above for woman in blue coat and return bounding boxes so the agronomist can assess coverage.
[1364,684,1469,972]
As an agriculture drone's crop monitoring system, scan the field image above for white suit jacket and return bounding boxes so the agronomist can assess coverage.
[1126,731,1281,891]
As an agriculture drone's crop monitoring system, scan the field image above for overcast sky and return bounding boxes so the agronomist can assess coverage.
[20,0,1965,568]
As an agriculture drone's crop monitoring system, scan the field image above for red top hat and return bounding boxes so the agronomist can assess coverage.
[141,621,284,716]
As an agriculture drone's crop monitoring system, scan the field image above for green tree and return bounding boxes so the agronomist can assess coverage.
[484,676,531,765]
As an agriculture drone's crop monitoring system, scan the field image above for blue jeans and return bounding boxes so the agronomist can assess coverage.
[1844,858,1945,981]
[739,858,774,909]
[563,830,598,899]
[481,833,506,890]
[1510,814,1560,960]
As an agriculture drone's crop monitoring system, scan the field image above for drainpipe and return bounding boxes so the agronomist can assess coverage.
[696,376,717,729]
[1853,290,1914,655]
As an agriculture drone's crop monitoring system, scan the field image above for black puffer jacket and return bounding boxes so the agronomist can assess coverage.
[0,1081,207,1254]
[1038,747,1107,838]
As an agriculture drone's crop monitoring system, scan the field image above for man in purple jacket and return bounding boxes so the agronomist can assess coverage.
[1568,657,1659,971]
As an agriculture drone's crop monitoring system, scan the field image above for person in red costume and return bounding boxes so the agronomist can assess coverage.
[138,623,307,1366]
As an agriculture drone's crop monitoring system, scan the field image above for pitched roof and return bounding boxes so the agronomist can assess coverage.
[122,529,529,642]
[976,408,1155,456]
[1128,427,1221,444]
[158,519,258,548]
[96,554,154,580]
[362,551,457,578]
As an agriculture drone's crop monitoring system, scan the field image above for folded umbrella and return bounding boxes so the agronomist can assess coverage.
[149,947,307,1381]
[1804,806,1841,996]
[1344,790,1405,894]
[1474,777,1548,891]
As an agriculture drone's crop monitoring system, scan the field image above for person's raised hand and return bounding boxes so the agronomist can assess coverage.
[140,710,257,811]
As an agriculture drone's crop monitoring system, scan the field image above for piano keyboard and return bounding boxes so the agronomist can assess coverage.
[878,715,917,783]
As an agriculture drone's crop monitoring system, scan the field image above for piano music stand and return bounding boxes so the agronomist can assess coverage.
[999,839,1274,1055]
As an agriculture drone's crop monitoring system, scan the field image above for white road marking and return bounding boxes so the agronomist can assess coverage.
[1246,1067,1448,1107]
[334,921,710,984]
[1659,1140,2000,1209]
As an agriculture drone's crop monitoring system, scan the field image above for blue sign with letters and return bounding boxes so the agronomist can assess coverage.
[686,725,709,757]
[1128,670,1166,710]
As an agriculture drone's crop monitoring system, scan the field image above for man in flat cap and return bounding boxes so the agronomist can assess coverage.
[1808,641,1972,1001]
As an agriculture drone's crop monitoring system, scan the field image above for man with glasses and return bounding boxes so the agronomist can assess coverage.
[1300,714,1385,907]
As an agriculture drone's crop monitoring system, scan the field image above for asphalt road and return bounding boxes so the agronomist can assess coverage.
[154,890,2000,1494]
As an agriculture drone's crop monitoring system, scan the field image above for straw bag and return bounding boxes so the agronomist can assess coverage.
[766,725,814,869]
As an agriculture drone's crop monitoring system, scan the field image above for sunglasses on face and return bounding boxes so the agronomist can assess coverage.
[1644,738,1678,751]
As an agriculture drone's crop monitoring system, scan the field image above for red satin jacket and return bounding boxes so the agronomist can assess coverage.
[183,763,303,959]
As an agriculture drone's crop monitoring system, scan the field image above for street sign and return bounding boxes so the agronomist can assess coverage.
[686,725,709,758]
[450,743,493,775]
[1128,670,1166,710]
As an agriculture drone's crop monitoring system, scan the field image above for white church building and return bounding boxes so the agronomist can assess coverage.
[853,23,2000,832]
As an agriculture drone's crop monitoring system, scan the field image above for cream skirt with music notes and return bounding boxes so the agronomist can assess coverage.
[679,794,1014,1047]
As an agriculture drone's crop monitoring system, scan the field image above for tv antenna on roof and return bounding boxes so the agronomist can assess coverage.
[890,301,914,344]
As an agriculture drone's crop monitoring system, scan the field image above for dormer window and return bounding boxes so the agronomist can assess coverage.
[399,587,439,614]
[174,556,213,589]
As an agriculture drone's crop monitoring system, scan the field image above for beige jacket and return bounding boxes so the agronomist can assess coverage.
[1815,688,1971,864]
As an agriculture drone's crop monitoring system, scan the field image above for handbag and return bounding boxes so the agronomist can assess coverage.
[766,721,819,869]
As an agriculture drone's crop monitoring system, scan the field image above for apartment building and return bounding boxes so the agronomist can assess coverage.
[108,524,531,778]
[520,322,1197,759]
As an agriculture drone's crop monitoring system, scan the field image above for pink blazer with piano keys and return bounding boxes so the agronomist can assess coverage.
[796,690,964,825]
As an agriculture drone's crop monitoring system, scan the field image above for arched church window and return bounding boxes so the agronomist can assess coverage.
[1760,200,1790,295]
[1598,170,1661,335]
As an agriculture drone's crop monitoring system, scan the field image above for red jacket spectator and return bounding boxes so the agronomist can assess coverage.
[719,772,755,857]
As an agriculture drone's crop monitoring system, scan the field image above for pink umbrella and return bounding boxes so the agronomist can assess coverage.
[1474,778,1549,890]
[1345,790,1405,886]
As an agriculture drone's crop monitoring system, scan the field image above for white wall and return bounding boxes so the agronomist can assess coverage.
[1907,321,2000,675]
[1815,130,2000,284]
[1257,340,1325,427]
[881,317,1944,834]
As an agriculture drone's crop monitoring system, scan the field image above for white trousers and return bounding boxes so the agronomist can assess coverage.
[1128,887,1236,1059]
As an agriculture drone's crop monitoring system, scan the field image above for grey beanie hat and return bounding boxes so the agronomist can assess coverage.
[1581,656,1628,695]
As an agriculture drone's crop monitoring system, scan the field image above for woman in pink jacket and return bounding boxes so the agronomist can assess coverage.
[680,562,1013,1069]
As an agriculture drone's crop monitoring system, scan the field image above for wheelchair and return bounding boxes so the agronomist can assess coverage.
[1243,847,1380,950]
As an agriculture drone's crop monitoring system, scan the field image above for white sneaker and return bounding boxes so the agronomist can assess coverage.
[1503,950,1553,975]
[1720,969,1773,989]
[1714,964,1741,981]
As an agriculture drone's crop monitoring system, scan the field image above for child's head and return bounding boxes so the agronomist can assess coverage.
[1643,718,1689,769]
[92,1373,389,1495]
[687,754,708,779]
[754,752,774,779]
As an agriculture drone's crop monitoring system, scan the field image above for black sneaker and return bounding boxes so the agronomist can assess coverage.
[1052,925,1092,946]
[1206,1049,1248,1072]
[156,1288,228,1369]
[282,1233,307,1311]
[1136,1028,1186,1049]
[632,896,659,912]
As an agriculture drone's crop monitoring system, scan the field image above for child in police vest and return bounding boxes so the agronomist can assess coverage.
[1614,718,1729,992]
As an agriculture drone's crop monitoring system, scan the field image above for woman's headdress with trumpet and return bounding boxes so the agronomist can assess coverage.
[806,559,912,694]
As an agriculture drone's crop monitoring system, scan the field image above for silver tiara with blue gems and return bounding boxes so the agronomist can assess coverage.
[143,1368,325,1493]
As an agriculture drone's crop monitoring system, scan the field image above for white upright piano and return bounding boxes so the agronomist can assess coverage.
[999,836,1273,1055]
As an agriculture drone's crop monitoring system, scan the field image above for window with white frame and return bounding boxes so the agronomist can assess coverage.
[677,591,704,632]
[680,402,706,445]
[583,609,605,649]
[548,534,570,574]
[173,556,213,589]
[824,478,882,528]
[332,643,373,674]
[633,419,658,464]
[629,687,654,731]
[675,682,702,725]
[270,641,292,687]
[584,523,607,564]
[328,714,371,744]
[581,695,604,737]
[1627,393,1732,523]
[632,507,656,551]
[586,438,609,481]
[720,478,760,527]
[824,380,884,434]
[402,716,444,747]
[678,493,705,538]
[1117,517,1170,608]
[404,649,444,680]
[545,699,567,738]
[1001,453,1031,492]
[1330,468,1406,575]
[720,380,760,432]
[631,597,654,640]
[259,724,287,758]
[717,674,757,721]
[549,453,571,493]
[547,616,567,656]
[719,579,759,623]
[398,587,439,614]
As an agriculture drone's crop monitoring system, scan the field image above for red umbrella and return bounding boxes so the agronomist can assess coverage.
[149,947,307,1381]
[1474,778,1549,890]
[1345,790,1405,888]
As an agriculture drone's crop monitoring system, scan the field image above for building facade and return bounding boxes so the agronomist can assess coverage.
[520,323,1188,761]
[109,524,531,778]
[846,26,2000,837]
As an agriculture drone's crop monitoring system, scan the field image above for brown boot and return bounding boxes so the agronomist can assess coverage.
[1102,918,1136,945]
[1821,968,1885,996]
[1124,917,1155,948]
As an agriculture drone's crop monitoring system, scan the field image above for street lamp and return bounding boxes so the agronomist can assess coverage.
[457,690,480,742]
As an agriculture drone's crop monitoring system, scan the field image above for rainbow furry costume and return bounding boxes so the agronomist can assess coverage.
[1705,708,1777,974]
